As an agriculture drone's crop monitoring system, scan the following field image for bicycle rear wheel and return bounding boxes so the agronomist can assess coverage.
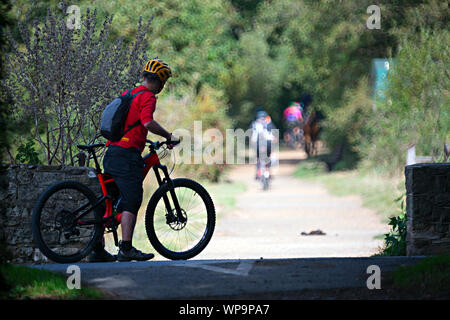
[32,181,103,263]
[145,178,215,260]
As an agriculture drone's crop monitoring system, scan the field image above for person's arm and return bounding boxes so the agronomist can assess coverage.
[144,120,176,141]
[140,93,178,145]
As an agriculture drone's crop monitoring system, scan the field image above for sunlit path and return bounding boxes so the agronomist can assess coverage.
[197,148,390,259]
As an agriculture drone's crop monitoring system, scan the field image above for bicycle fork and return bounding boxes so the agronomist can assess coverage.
[153,164,185,222]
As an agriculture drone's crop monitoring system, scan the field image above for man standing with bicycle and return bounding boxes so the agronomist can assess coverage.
[89,59,179,262]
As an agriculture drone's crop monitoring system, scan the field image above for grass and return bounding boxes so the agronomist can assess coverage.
[204,180,247,212]
[390,254,450,294]
[293,156,404,224]
[0,264,103,299]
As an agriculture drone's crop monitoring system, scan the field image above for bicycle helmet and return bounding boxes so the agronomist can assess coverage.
[256,110,268,119]
[142,58,172,84]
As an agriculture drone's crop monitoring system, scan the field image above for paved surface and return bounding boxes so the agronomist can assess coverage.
[31,257,424,299]
[196,149,390,260]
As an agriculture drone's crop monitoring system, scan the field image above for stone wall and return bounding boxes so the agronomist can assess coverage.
[0,164,100,263]
[405,163,450,256]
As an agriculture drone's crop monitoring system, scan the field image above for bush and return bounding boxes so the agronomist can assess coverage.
[3,4,152,165]
[320,78,374,170]
[15,139,41,164]
[365,29,450,174]
[154,85,233,182]
[380,194,407,256]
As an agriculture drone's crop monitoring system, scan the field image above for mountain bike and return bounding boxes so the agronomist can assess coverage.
[32,139,216,263]
[255,140,271,191]
[284,121,304,150]
[256,159,271,191]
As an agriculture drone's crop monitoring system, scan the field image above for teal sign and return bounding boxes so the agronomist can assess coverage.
[371,58,393,101]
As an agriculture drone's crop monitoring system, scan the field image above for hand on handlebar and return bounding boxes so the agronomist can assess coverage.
[167,135,180,150]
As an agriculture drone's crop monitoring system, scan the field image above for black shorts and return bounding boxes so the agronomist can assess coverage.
[256,139,272,159]
[103,145,144,215]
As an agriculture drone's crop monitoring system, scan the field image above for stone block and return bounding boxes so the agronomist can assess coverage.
[433,193,450,207]
[405,163,450,256]
[0,164,103,263]
[435,175,450,193]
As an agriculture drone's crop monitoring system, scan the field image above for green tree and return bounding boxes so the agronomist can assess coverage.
[367,29,449,172]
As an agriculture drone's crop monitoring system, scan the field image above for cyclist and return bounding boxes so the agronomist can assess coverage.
[250,109,276,180]
[283,101,303,123]
[283,101,303,148]
[89,58,179,262]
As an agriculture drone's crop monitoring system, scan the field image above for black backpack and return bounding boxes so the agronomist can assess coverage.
[100,89,146,141]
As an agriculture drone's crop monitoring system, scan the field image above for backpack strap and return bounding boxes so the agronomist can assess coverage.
[122,90,148,135]
[131,90,146,98]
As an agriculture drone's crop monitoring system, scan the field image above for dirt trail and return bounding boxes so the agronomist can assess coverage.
[197,149,390,260]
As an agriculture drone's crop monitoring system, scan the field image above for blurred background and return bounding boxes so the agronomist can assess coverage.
[1,0,448,259]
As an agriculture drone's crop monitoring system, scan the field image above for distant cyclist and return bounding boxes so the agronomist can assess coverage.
[283,101,303,123]
[250,109,276,180]
[283,101,303,148]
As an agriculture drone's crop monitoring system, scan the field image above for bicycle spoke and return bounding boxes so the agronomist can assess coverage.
[153,185,208,254]
[38,186,97,258]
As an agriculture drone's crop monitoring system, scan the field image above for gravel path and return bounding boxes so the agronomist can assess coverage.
[196,149,390,260]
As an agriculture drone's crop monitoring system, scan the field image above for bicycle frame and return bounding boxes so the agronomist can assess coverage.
[75,141,182,232]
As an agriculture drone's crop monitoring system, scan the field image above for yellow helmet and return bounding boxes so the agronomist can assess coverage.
[142,58,172,83]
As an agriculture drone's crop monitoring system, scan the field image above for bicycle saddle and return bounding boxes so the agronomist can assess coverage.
[77,143,105,151]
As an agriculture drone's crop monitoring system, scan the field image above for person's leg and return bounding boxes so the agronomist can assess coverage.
[255,138,261,179]
[117,175,142,249]
[121,211,136,242]
[115,160,153,261]
[117,210,154,262]
[103,146,153,261]
[117,211,136,253]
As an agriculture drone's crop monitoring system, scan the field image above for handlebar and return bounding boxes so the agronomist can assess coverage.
[146,138,180,151]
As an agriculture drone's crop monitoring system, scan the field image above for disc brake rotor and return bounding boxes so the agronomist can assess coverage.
[166,209,187,231]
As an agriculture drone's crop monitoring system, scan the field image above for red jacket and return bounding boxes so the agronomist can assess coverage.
[107,85,156,152]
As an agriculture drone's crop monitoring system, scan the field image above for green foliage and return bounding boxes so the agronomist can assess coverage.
[70,0,238,97]
[155,86,233,181]
[15,139,41,164]
[366,29,450,173]
[380,194,407,256]
[0,0,14,163]
[390,253,450,293]
[321,78,374,170]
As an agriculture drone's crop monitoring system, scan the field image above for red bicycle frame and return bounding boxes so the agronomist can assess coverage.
[90,142,173,227]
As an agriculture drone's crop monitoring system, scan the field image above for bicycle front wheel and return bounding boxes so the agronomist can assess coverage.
[145,178,215,260]
[32,181,103,263]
